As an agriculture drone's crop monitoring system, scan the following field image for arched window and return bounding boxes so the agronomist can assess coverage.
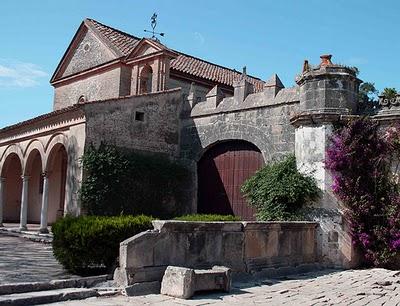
[78,95,86,103]
[139,65,153,94]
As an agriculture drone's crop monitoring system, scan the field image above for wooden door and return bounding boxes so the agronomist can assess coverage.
[197,141,264,220]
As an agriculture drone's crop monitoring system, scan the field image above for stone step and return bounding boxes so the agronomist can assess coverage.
[0,288,98,306]
[0,229,53,244]
[0,275,110,295]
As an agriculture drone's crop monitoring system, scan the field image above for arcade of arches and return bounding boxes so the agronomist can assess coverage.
[0,144,68,233]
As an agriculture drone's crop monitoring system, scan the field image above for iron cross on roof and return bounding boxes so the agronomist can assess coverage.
[144,13,165,42]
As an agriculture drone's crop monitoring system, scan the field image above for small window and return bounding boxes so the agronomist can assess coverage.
[135,111,145,122]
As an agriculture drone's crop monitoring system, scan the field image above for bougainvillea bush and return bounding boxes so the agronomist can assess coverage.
[326,118,400,268]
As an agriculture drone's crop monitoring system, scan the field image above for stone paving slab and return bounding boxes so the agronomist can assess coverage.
[0,234,74,284]
[40,268,400,305]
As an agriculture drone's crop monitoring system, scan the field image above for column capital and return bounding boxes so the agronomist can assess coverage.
[41,171,52,178]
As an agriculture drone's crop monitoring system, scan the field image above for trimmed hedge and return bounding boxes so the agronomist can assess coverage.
[52,215,153,275]
[174,214,240,222]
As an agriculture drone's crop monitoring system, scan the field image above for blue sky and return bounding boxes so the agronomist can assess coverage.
[0,0,399,128]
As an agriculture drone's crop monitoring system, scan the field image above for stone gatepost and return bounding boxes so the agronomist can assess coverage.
[291,55,362,268]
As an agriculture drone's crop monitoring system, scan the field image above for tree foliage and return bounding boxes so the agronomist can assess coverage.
[80,143,190,218]
[359,82,378,102]
[382,87,397,99]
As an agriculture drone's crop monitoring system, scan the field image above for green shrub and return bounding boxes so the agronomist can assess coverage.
[80,143,190,218]
[52,215,153,275]
[241,154,319,221]
[174,214,240,222]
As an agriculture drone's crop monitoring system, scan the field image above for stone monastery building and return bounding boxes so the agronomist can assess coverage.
[1,18,395,267]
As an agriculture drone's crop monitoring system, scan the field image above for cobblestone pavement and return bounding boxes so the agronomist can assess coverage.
[0,234,74,283]
[42,268,400,305]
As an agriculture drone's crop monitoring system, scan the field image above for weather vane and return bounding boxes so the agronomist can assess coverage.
[144,13,165,41]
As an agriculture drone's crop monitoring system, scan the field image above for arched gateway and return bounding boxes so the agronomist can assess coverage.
[197,140,264,220]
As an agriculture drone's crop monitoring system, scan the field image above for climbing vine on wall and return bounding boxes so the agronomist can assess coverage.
[326,118,400,268]
[80,143,190,218]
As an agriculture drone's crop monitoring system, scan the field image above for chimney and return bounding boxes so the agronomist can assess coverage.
[320,54,333,67]
[302,60,310,73]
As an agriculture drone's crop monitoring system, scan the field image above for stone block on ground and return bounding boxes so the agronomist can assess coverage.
[160,265,231,299]
[160,266,195,299]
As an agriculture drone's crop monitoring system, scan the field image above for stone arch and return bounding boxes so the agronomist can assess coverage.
[24,149,43,223]
[24,140,45,174]
[195,123,272,162]
[45,143,68,224]
[0,144,24,172]
[45,133,68,165]
[1,153,23,222]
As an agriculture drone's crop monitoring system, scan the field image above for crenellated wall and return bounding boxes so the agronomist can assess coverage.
[180,76,300,163]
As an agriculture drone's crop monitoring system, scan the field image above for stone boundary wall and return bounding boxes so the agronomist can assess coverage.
[83,89,182,158]
[114,220,318,286]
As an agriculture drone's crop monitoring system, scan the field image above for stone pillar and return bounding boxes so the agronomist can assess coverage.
[233,67,254,103]
[20,176,30,231]
[39,173,49,233]
[0,177,5,227]
[292,54,362,268]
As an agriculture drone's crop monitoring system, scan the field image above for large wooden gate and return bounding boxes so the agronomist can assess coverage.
[197,141,264,220]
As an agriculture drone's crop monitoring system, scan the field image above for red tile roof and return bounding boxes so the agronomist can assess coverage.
[86,19,264,91]
[0,105,82,134]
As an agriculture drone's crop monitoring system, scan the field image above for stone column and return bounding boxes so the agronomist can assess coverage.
[0,177,5,227]
[39,173,49,233]
[19,176,30,231]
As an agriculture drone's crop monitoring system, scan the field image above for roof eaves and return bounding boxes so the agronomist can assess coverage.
[0,105,83,134]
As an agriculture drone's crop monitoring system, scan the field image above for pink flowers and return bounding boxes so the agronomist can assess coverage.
[326,118,400,268]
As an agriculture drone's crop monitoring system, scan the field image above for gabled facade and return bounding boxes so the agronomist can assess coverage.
[50,19,264,110]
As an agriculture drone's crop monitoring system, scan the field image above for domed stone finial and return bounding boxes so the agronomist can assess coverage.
[320,54,333,67]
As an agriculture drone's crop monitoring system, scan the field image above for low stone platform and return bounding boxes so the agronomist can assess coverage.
[115,220,318,287]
